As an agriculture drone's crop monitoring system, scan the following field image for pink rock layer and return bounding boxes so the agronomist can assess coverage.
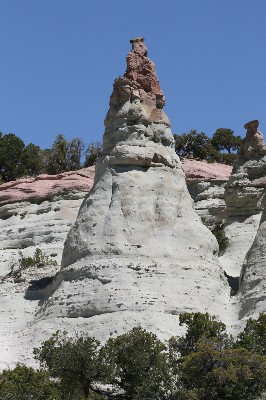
[0,167,95,206]
[182,159,232,179]
[0,161,232,206]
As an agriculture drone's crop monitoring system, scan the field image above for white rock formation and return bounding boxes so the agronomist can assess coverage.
[1,39,245,371]
[222,120,266,321]
[238,193,266,319]
[22,38,231,361]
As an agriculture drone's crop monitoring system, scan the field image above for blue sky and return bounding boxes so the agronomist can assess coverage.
[1,0,266,149]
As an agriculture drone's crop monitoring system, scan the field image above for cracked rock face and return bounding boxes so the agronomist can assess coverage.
[35,38,229,344]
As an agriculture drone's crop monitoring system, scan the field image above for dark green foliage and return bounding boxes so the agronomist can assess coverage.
[18,248,57,269]
[169,312,230,358]
[34,331,108,399]
[179,340,266,400]
[218,152,238,165]
[103,327,173,399]
[46,134,85,174]
[236,313,266,356]
[20,143,44,176]
[174,128,242,165]
[46,134,69,174]
[0,133,25,181]
[211,128,242,154]
[84,142,102,167]
[170,312,266,400]
[67,137,85,171]
[2,313,266,400]
[213,229,229,254]
[201,219,229,255]
[0,364,61,400]
[210,221,229,255]
[174,130,217,160]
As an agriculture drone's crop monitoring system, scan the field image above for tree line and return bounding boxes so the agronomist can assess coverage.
[0,312,265,400]
[0,128,242,183]
[0,132,102,183]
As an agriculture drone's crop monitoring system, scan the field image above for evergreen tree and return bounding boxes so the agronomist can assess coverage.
[0,133,25,181]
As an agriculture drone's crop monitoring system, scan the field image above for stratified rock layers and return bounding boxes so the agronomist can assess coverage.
[223,120,266,319]
[238,198,266,319]
[39,38,229,340]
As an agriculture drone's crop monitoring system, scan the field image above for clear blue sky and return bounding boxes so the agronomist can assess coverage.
[1,0,266,149]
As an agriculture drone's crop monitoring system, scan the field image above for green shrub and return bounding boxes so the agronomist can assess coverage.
[18,248,57,269]
[201,218,229,255]
[212,227,229,255]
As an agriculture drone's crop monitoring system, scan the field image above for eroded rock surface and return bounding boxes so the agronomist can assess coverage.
[238,194,266,319]
[225,120,266,217]
[221,121,266,320]
[0,168,94,206]
[184,159,232,225]
[30,38,230,353]
[0,40,234,370]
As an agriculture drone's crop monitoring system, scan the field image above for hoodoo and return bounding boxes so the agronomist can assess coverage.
[37,38,229,340]
[225,120,266,319]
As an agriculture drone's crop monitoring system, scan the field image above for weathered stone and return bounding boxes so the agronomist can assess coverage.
[38,39,229,345]
[221,120,266,319]
[0,40,234,370]
[225,120,266,217]
[238,192,266,319]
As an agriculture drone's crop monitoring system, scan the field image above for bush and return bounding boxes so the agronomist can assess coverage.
[34,331,109,399]
[2,313,266,400]
[212,223,229,255]
[18,248,57,269]
[102,327,174,399]
[0,364,61,400]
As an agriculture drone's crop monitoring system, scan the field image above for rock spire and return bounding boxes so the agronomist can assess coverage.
[38,39,228,342]
[225,120,266,217]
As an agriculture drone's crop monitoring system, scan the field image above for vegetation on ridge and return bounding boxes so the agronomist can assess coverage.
[0,128,241,183]
[1,312,266,400]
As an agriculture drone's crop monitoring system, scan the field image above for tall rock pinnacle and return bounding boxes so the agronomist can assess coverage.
[39,39,229,341]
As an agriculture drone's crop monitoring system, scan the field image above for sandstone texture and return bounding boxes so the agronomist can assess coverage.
[225,120,266,217]
[221,121,266,321]
[0,168,94,206]
[238,196,266,319]
[26,38,230,361]
[4,40,265,372]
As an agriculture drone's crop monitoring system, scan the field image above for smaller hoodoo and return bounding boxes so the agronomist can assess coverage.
[225,120,266,218]
[227,120,266,320]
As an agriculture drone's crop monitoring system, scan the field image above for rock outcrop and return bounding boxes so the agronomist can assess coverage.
[238,193,266,319]
[225,120,266,218]
[0,168,95,206]
[221,121,266,319]
[0,39,238,370]
[0,168,94,277]
[33,38,230,347]
[184,159,232,224]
